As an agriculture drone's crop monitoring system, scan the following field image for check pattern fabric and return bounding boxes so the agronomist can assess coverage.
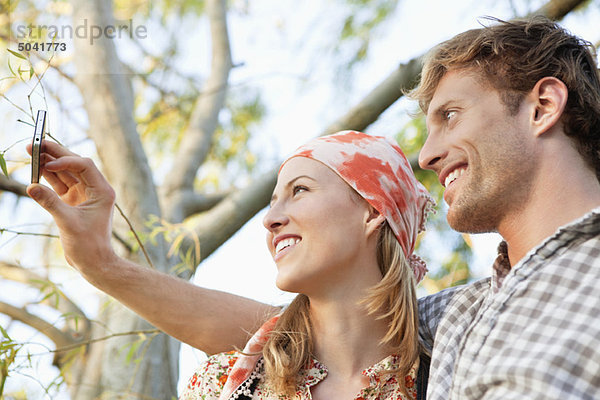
[419,207,600,400]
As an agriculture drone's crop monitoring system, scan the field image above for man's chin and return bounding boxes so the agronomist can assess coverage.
[446,206,497,234]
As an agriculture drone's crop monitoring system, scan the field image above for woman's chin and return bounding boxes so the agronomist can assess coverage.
[274,274,305,294]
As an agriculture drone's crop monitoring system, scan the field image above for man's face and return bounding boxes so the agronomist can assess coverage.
[418,69,537,233]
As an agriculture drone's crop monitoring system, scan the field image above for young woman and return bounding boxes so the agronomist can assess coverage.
[180,130,435,400]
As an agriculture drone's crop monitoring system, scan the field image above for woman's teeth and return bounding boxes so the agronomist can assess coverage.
[276,238,300,254]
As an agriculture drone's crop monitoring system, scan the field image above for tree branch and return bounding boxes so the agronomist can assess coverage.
[529,0,587,19]
[181,170,276,267]
[176,0,586,266]
[0,175,28,197]
[0,301,78,366]
[161,0,233,222]
[323,56,423,134]
[180,191,230,219]
[0,262,91,328]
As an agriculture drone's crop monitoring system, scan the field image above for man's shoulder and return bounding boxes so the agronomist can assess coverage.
[417,278,490,352]
[419,278,490,312]
[538,206,600,261]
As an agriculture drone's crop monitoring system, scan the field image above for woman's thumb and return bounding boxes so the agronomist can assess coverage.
[27,184,68,219]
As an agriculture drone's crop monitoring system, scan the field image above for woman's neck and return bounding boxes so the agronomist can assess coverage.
[308,295,396,379]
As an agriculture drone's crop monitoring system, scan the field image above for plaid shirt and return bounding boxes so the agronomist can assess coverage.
[418,207,600,399]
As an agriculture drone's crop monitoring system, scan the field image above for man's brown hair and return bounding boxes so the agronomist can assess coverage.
[410,16,600,180]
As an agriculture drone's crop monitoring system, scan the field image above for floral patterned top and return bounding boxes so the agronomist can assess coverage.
[180,351,419,400]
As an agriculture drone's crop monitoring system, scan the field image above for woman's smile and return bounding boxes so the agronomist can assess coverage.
[273,235,302,261]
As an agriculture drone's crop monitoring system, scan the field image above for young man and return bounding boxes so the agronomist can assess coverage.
[28,17,600,398]
[412,17,600,398]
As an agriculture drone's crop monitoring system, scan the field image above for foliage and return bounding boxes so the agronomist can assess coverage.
[200,90,265,190]
[0,152,8,176]
[143,214,201,274]
[0,326,22,397]
[338,0,400,66]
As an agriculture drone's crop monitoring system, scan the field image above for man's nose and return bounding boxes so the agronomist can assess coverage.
[418,132,447,171]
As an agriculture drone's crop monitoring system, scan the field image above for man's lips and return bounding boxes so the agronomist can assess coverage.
[444,167,467,188]
[439,164,468,188]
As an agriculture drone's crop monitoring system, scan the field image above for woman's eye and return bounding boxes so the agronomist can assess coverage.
[293,185,308,195]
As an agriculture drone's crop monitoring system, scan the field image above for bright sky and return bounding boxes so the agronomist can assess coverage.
[1,0,599,398]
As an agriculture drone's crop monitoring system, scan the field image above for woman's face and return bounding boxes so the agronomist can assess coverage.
[263,157,382,297]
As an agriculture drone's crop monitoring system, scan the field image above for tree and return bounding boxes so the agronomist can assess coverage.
[0,0,595,398]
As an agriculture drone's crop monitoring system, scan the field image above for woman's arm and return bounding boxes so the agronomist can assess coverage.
[83,256,278,354]
[27,141,278,353]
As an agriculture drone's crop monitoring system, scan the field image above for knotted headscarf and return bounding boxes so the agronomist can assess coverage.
[280,130,435,283]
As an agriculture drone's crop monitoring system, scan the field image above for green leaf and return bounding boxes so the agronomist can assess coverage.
[0,325,10,339]
[7,59,15,76]
[7,49,26,60]
[0,153,8,177]
[125,339,143,363]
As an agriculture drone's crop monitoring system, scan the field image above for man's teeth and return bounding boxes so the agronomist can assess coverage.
[445,168,466,187]
[276,238,301,254]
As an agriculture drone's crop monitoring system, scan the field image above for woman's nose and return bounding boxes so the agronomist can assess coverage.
[263,202,290,232]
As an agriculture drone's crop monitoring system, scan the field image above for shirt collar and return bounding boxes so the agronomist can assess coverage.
[491,206,600,292]
[300,354,418,389]
[491,241,511,292]
[362,354,403,383]
[300,358,328,388]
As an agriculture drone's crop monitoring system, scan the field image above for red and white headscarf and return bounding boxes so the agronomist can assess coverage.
[280,130,435,283]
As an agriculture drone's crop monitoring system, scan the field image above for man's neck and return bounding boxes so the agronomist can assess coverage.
[499,168,600,266]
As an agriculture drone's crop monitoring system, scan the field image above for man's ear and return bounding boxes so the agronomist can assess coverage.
[530,77,568,137]
[365,206,386,238]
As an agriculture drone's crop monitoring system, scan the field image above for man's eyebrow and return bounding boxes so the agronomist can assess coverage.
[270,175,316,205]
[429,100,454,119]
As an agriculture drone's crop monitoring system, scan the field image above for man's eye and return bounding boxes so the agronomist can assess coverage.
[444,110,457,120]
[293,185,308,195]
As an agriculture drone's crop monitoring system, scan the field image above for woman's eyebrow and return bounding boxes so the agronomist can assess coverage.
[270,175,316,205]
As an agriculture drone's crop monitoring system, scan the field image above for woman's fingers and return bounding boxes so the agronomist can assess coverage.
[41,169,72,198]
[26,140,79,159]
[27,183,73,224]
[44,156,110,193]
[27,142,116,208]
[38,153,80,198]
[41,154,80,188]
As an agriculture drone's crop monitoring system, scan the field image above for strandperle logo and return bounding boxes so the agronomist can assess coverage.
[15,18,148,45]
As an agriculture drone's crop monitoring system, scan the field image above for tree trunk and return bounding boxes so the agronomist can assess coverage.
[68,0,178,397]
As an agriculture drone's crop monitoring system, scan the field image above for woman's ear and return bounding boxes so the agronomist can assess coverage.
[365,206,386,238]
[530,77,568,137]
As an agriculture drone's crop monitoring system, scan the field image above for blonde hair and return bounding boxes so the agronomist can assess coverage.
[261,222,420,396]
